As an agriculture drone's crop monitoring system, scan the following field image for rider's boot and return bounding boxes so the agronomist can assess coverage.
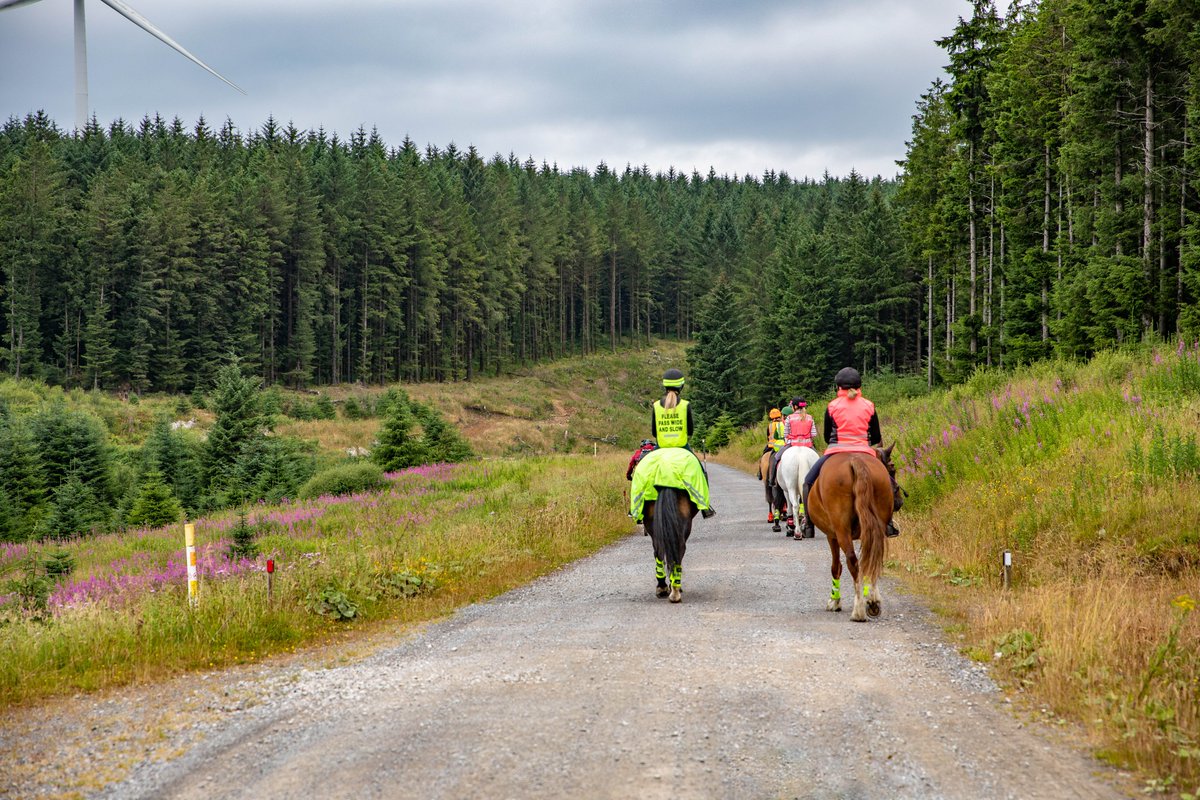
[798,483,815,538]
[887,473,902,536]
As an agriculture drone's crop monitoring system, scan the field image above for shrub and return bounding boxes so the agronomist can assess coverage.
[314,394,337,420]
[306,584,359,620]
[704,412,737,450]
[296,462,387,499]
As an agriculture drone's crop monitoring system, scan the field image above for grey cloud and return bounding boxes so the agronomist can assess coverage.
[0,0,964,178]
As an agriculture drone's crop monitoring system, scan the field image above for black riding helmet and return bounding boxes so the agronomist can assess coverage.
[834,367,862,389]
[662,368,685,389]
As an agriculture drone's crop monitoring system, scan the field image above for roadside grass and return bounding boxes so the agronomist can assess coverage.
[0,455,632,708]
[714,343,1200,795]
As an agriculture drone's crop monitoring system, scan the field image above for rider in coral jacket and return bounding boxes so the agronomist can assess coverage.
[798,368,900,538]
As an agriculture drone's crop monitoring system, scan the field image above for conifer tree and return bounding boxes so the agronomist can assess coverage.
[204,361,269,489]
[125,468,183,529]
[687,277,749,428]
[44,470,101,539]
[412,402,473,463]
[372,391,428,470]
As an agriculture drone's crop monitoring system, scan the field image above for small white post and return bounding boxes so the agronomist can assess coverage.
[185,522,198,609]
[1002,550,1012,590]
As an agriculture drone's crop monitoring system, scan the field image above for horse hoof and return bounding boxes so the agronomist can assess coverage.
[772,522,781,532]
[669,587,682,603]
[826,600,841,612]
[785,530,793,538]
[867,600,882,617]
[656,586,670,598]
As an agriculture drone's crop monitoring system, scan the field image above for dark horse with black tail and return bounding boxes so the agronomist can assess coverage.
[758,449,786,531]
[806,445,895,621]
[641,487,698,603]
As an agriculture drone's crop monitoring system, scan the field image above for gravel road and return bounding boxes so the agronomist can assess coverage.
[4,463,1132,799]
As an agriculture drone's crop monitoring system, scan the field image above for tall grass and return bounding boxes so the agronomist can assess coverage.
[1,456,632,707]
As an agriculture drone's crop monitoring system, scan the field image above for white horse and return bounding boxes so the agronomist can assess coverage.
[777,445,821,538]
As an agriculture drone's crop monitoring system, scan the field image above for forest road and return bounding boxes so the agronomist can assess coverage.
[12,463,1132,799]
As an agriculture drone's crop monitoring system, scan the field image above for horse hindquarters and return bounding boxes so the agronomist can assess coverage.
[652,486,688,602]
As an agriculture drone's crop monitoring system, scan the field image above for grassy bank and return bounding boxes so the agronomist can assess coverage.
[0,455,632,707]
[716,346,1200,795]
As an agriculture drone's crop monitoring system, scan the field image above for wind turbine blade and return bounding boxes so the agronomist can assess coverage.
[0,0,47,11]
[97,0,245,94]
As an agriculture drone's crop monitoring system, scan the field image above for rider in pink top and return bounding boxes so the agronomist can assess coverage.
[798,367,900,538]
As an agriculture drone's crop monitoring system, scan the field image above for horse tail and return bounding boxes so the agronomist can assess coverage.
[654,486,686,570]
[850,459,886,587]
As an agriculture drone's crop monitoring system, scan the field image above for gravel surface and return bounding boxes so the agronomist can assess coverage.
[2,463,1133,799]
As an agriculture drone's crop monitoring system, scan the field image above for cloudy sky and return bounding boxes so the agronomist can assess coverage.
[1,0,966,180]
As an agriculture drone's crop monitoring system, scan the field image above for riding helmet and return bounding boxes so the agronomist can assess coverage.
[792,397,807,408]
[662,368,685,389]
[769,408,782,420]
[834,367,862,389]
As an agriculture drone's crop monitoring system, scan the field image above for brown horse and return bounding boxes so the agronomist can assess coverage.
[806,445,894,622]
[642,487,698,603]
[757,450,786,532]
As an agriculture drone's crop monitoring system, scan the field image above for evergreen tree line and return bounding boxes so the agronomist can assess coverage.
[896,0,1200,384]
[0,112,918,406]
[0,365,471,544]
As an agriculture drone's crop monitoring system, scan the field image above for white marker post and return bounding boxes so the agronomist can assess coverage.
[185,522,199,609]
[1002,550,1012,590]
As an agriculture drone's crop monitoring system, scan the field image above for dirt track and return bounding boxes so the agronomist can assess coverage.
[3,464,1132,799]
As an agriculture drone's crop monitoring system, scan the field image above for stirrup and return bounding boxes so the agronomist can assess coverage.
[886,521,900,538]
[701,507,716,519]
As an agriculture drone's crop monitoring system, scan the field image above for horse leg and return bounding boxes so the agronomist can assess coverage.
[866,582,882,618]
[844,539,868,623]
[668,562,682,603]
[826,534,842,612]
[646,507,669,598]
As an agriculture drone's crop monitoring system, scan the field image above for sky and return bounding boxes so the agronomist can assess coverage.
[0,0,967,180]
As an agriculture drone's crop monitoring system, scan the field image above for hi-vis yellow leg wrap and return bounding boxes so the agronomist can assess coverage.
[863,581,871,598]
[655,558,665,580]
[670,564,682,588]
[830,577,841,600]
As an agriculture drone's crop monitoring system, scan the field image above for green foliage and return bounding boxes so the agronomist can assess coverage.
[227,510,259,562]
[314,394,337,420]
[372,392,429,470]
[994,629,1042,681]
[41,549,74,580]
[44,470,105,539]
[305,585,359,620]
[688,277,752,427]
[341,395,369,420]
[704,411,737,451]
[412,403,473,463]
[226,436,317,505]
[374,569,437,599]
[204,362,269,487]
[125,469,183,529]
[297,462,387,499]
[3,553,51,619]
